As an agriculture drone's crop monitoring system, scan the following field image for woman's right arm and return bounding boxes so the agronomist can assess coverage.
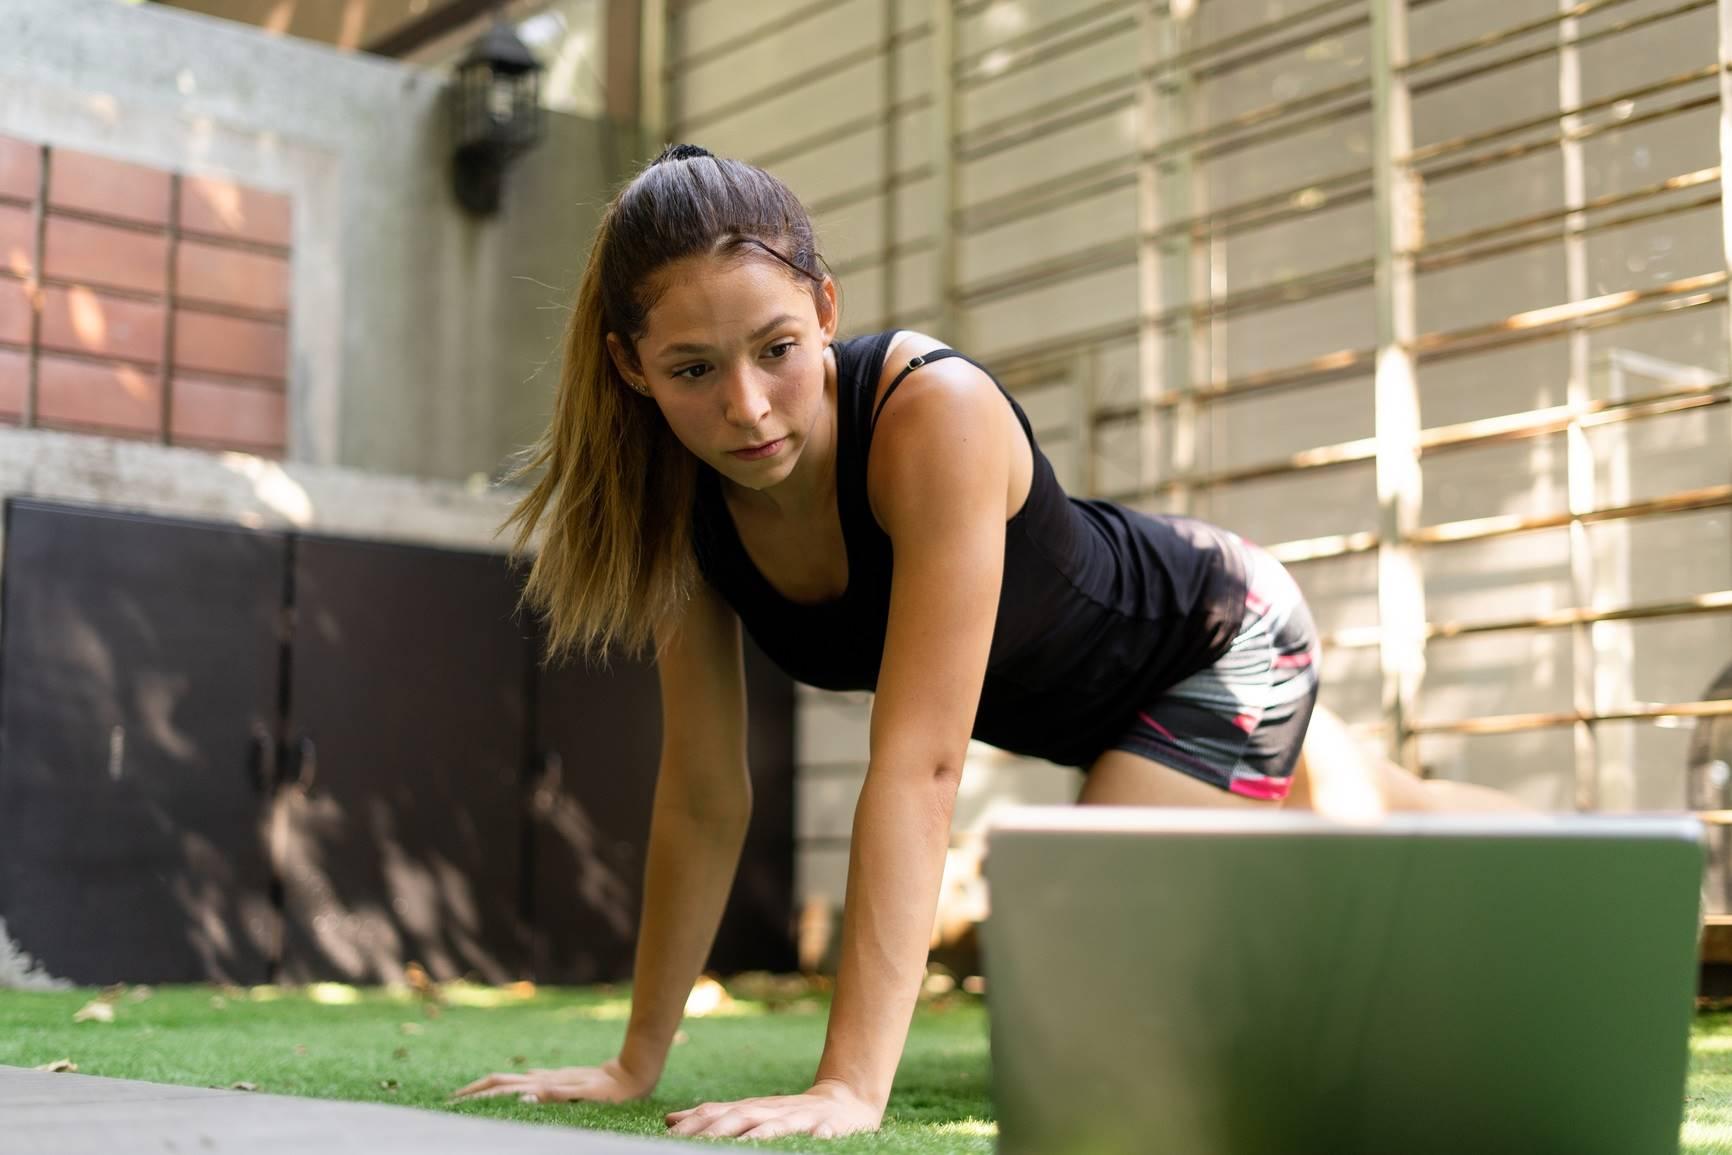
[452,579,753,1105]
[616,578,756,1087]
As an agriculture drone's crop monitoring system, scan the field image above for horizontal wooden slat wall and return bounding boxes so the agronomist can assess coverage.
[665,0,1732,910]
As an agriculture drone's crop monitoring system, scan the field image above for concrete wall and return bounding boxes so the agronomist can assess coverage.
[0,427,516,554]
[0,0,639,481]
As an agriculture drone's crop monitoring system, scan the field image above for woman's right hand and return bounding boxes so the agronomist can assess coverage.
[451,1056,655,1105]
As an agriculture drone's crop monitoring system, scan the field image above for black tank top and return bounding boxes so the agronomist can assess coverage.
[691,329,1249,768]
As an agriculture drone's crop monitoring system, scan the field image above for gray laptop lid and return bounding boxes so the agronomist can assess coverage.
[981,809,1703,1155]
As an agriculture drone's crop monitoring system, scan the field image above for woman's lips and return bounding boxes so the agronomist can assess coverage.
[730,436,785,461]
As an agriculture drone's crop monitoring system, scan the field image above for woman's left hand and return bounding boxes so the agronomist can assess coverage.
[665,1079,883,1140]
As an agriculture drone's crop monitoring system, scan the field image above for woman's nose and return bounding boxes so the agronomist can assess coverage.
[722,370,772,427]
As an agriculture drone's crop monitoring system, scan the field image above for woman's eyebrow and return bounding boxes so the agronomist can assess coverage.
[660,313,798,357]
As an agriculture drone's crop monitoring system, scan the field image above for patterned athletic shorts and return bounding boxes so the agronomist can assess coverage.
[1110,534,1322,801]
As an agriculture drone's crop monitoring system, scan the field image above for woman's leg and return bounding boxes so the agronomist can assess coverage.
[1288,702,1532,815]
[1080,704,1530,813]
[1079,746,1276,807]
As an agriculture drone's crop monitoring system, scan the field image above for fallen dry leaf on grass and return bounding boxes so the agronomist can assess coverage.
[72,984,130,1019]
[73,1001,114,1024]
[210,995,228,1010]
[393,1047,410,1060]
[379,1079,399,1092]
[229,1082,257,1092]
[399,1022,423,1036]
[439,980,536,1009]
[35,1058,76,1073]
[126,985,153,1002]
[293,1044,308,1057]
[405,961,436,997]
[684,976,736,1018]
[307,983,359,1005]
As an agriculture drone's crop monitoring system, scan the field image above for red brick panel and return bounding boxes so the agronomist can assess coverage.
[36,354,162,436]
[0,279,32,347]
[48,149,172,226]
[170,376,285,452]
[1,203,34,278]
[39,286,165,365]
[173,309,287,381]
[176,240,290,314]
[44,216,168,296]
[180,175,291,248]
[0,136,39,203]
[0,348,26,420]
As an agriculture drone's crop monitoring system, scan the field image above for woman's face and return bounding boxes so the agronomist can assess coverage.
[611,253,837,493]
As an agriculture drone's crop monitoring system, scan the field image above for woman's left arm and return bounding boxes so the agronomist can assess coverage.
[666,360,1012,1141]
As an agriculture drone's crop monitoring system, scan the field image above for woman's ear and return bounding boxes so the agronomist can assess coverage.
[605,332,650,395]
[817,277,839,344]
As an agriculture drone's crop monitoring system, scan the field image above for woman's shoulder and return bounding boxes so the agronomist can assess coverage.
[853,328,965,414]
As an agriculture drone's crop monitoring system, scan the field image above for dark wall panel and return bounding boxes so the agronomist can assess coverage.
[532,634,797,983]
[279,536,531,983]
[712,637,797,975]
[530,650,661,984]
[0,499,800,988]
[0,499,283,984]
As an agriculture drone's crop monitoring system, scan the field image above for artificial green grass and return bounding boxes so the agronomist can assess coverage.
[0,981,992,1152]
[10,983,1732,1152]
[1686,1014,1732,1153]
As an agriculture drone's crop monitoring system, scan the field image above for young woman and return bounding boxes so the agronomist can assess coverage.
[451,144,1518,1139]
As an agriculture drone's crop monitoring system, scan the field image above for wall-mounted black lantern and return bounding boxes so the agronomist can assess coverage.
[450,18,545,217]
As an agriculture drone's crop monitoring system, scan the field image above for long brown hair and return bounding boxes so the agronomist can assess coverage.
[501,144,832,664]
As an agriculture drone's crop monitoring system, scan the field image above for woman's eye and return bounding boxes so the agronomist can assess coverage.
[672,345,790,379]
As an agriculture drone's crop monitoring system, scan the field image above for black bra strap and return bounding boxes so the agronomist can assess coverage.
[870,349,970,435]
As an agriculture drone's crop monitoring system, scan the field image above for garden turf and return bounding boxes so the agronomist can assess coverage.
[0,982,991,1153]
[6,982,1732,1152]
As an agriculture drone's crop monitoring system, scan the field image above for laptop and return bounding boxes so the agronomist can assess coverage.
[980,808,1703,1155]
